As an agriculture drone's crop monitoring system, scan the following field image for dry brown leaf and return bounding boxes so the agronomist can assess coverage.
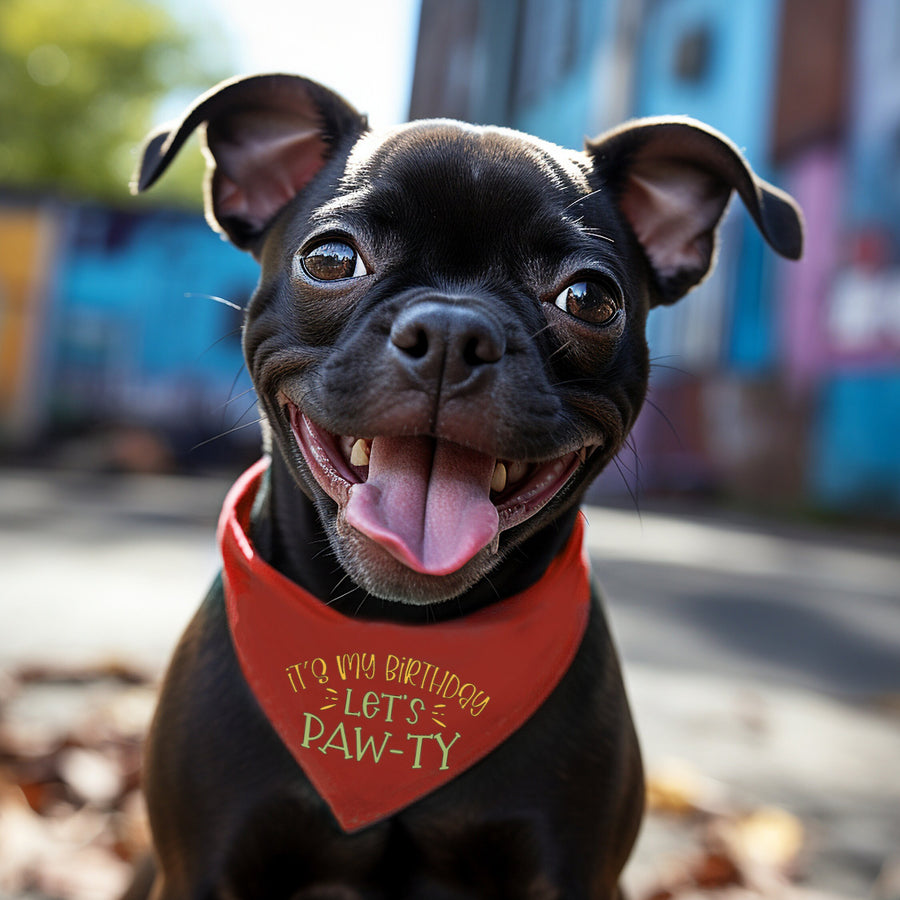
[14,661,151,686]
[714,806,804,877]
[646,758,727,816]
[690,850,743,888]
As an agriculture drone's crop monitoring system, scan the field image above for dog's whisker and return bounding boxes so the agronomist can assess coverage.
[563,188,603,211]
[649,361,690,377]
[214,368,254,430]
[199,327,244,359]
[224,363,249,404]
[611,454,642,518]
[184,291,245,312]
[482,573,501,601]
[213,386,256,413]
[580,228,615,242]
[331,571,353,593]
[642,397,682,444]
[529,321,556,341]
[353,591,373,617]
[547,340,573,363]
[190,416,265,451]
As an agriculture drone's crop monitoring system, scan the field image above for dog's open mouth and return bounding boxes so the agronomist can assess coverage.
[284,402,587,577]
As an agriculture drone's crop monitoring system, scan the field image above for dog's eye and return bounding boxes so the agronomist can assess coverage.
[554,280,621,325]
[300,241,368,281]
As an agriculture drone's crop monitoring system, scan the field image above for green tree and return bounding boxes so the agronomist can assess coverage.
[0,0,232,206]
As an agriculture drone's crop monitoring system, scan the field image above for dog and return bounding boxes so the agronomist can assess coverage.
[126,74,802,900]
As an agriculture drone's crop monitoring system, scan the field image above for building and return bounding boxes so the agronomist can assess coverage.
[409,0,900,515]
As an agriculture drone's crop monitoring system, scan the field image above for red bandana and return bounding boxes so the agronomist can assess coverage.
[220,459,591,832]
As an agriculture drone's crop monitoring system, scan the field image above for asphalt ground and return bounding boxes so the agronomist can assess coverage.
[2,467,899,897]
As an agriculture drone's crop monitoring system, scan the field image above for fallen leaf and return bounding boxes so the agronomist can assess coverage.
[716,806,804,875]
[646,758,727,816]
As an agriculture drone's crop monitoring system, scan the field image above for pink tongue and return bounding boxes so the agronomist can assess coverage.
[344,436,500,576]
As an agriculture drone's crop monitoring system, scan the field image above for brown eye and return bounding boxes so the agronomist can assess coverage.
[300,240,368,281]
[554,280,621,325]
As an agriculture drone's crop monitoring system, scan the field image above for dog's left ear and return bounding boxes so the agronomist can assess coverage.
[586,117,803,306]
[131,74,367,251]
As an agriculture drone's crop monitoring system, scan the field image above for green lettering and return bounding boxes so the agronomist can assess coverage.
[362,691,380,719]
[343,688,361,717]
[406,732,433,769]
[355,728,392,763]
[319,722,352,759]
[300,713,324,748]
[434,730,461,770]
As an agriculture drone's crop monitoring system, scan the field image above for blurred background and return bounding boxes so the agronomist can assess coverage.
[0,1,898,899]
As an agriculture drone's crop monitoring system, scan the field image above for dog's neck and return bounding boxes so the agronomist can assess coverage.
[249,452,581,623]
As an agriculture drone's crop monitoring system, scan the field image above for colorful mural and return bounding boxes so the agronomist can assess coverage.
[0,197,260,466]
[407,0,900,515]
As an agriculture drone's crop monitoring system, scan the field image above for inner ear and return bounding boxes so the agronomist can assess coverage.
[619,159,729,289]
[587,118,802,306]
[131,74,368,253]
[205,110,328,244]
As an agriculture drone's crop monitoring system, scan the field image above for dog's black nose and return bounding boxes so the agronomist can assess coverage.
[390,301,505,386]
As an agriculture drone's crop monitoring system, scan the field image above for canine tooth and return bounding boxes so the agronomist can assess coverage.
[507,460,528,483]
[577,447,587,463]
[350,439,370,466]
[491,462,508,493]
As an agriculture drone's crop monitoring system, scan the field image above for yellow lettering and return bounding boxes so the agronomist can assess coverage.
[311,658,328,684]
[336,652,359,680]
[441,673,460,700]
[457,682,476,708]
[286,664,304,692]
[385,654,400,682]
[404,659,422,685]
[419,662,435,689]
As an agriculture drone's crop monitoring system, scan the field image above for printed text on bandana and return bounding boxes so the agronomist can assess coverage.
[284,653,490,772]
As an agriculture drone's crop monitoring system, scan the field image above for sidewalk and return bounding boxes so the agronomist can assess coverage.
[1,467,898,898]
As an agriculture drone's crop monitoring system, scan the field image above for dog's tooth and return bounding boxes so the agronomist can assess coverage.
[577,447,587,463]
[507,460,528,483]
[491,462,508,493]
[350,439,371,467]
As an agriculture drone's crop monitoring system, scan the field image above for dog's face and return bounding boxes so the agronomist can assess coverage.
[135,75,802,605]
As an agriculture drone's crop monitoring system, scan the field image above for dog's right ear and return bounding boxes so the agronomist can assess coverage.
[131,74,367,251]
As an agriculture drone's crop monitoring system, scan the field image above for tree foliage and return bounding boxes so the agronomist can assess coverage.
[0,0,232,206]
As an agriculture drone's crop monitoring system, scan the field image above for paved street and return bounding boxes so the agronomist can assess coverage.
[1,467,899,897]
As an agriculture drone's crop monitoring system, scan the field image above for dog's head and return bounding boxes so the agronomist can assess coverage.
[134,74,802,605]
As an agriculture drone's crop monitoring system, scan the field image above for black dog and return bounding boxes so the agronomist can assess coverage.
[127,74,802,900]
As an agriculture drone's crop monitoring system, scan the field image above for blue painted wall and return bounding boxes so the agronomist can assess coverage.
[812,373,900,510]
[47,206,259,447]
[509,0,613,149]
